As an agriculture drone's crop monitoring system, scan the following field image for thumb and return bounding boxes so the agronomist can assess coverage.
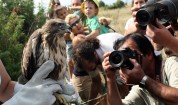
[155,19,165,28]
[32,60,55,80]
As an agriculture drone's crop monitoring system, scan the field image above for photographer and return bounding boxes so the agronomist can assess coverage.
[102,33,178,105]
[124,0,148,35]
[124,0,162,55]
[71,33,128,104]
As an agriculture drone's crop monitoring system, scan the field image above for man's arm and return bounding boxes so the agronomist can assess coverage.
[145,77,178,105]
[102,52,122,105]
[86,29,99,39]
[0,60,15,102]
[125,59,178,105]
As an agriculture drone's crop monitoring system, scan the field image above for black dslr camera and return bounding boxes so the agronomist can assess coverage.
[136,0,178,28]
[109,48,142,70]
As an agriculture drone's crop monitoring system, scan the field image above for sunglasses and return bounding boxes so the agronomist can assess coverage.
[69,18,81,31]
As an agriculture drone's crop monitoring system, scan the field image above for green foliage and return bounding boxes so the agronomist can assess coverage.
[99,1,105,7]
[0,0,47,80]
[103,0,125,9]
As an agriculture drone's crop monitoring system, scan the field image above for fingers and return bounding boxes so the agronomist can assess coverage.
[102,52,112,70]
[48,84,62,93]
[32,60,55,80]
[129,58,139,68]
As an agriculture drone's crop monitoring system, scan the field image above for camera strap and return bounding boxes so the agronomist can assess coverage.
[155,56,162,81]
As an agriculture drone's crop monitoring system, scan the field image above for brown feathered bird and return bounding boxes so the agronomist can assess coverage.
[21,19,70,81]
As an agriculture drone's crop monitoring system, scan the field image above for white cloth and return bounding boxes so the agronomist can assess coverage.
[13,82,23,95]
[96,32,124,62]
[163,56,178,88]
[125,18,134,30]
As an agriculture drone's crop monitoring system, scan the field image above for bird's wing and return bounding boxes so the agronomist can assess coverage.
[21,29,43,80]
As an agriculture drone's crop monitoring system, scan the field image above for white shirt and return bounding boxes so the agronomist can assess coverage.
[125,18,134,30]
[96,33,124,62]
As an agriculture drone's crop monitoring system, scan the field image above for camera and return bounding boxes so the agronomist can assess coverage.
[136,0,178,27]
[109,48,142,70]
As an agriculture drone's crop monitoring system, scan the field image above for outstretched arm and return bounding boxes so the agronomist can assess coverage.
[122,59,178,105]
[0,60,15,102]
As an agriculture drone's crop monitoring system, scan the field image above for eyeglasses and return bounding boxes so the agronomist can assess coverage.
[69,18,81,31]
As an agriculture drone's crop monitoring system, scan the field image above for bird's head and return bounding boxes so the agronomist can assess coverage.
[41,19,70,36]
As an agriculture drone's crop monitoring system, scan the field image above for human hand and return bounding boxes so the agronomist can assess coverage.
[102,52,117,81]
[119,59,145,85]
[3,60,62,105]
[131,6,140,22]
[64,33,72,40]
[72,34,86,46]
[146,21,174,46]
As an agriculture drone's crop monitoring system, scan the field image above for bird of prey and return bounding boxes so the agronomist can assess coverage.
[21,19,70,81]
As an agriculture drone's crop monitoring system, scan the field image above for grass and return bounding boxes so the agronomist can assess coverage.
[98,5,132,34]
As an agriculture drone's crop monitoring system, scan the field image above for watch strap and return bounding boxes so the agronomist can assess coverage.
[139,75,148,88]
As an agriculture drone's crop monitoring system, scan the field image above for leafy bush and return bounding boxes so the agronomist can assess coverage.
[99,1,105,7]
[0,0,46,80]
[104,0,125,9]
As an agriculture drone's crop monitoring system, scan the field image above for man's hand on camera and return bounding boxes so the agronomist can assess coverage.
[102,52,117,81]
[119,59,145,85]
[146,21,174,46]
[3,60,62,105]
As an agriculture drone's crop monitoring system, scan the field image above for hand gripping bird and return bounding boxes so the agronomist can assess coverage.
[21,19,70,81]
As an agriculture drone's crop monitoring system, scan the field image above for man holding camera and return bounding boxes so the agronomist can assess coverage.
[124,0,148,35]
[102,33,178,105]
[71,33,125,104]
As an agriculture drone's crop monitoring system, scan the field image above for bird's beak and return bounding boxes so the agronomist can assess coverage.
[65,25,71,33]
[61,24,70,33]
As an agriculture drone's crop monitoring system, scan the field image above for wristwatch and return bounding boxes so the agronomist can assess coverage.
[139,75,148,88]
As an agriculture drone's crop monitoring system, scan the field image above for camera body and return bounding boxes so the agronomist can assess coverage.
[109,48,142,70]
[136,0,178,27]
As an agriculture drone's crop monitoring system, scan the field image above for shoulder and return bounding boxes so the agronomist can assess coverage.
[125,18,134,29]
[97,33,124,41]
[164,56,178,77]
[164,56,178,68]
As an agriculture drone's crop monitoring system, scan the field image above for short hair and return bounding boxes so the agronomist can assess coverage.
[65,14,79,25]
[52,6,67,19]
[72,38,100,69]
[113,33,156,57]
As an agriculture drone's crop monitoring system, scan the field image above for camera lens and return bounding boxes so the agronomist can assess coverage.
[109,51,124,68]
[111,53,122,64]
[136,9,151,26]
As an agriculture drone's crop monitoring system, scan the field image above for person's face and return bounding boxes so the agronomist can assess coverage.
[72,0,82,7]
[69,17,84,34]
[133,0,146,9]
[84,2,98,18]
[82,59,97,72]
[118,38,154,77]
[57,8,68,20]
[118,38,144,68]
[81,52,100,72]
